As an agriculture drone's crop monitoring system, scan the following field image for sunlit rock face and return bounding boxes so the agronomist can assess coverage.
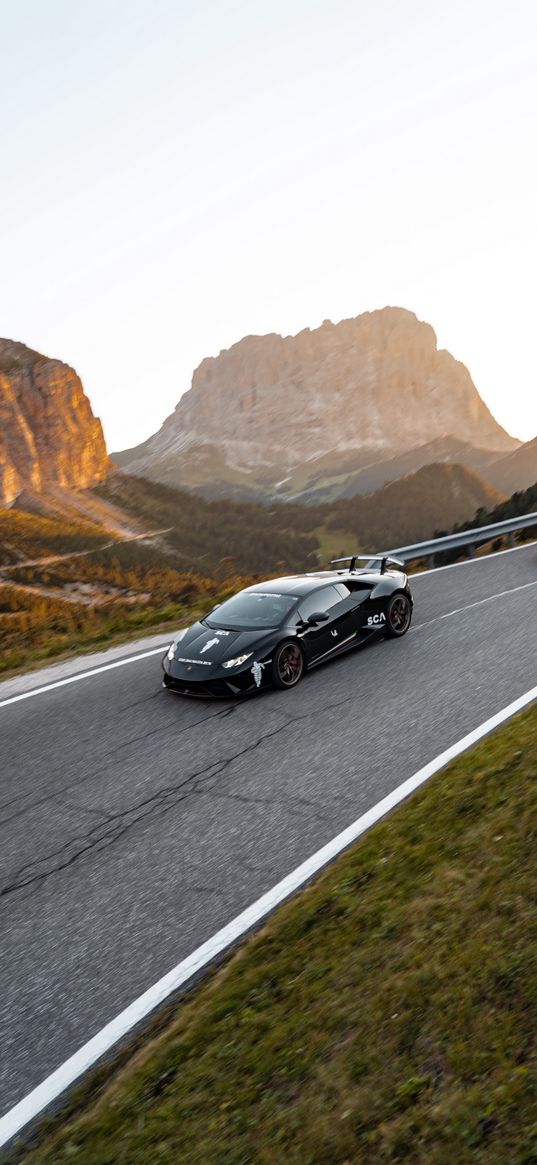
[119,308,517,492]
[0,339,109,505]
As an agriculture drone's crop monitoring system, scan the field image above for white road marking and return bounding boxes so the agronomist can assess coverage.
[0,647,168,710]
[1,681,536,1148]
[413,579,537,629]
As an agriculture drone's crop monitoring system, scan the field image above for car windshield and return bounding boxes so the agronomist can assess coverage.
[206,591,298,629]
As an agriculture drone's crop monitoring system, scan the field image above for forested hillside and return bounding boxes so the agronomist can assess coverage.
[453,480,537,531]
[97,461,503,568]
[0,478,319,673]
[318,463,503,550]
[96,474,319,575]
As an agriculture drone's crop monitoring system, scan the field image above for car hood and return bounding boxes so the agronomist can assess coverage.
[170,621,274,666]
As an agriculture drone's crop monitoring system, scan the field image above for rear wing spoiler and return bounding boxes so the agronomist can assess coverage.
[330,554,405,575]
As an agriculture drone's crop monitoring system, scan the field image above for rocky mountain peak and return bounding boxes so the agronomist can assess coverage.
[116,307,518,499]
[0,339,109,506]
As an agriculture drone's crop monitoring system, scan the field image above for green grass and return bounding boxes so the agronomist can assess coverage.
[8,704,537,1165]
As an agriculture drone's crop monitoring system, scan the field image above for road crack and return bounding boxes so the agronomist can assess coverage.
[0,704,338,899]
[0,705,237,829]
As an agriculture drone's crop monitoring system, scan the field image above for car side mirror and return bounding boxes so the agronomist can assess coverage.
[307,611,330,625]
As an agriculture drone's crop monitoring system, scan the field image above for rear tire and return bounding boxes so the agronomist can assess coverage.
[384,592,412,638]
[271,640,304,689]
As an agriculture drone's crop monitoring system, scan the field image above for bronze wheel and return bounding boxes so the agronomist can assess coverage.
[271,641,304,689]
[385,593,412,638]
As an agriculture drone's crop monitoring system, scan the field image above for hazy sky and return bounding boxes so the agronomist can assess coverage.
[2,0,536,449]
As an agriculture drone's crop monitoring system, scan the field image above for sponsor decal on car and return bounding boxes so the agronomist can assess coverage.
[200,638,219,653]
[251,660,265,687]
[177,657,212,666]
[367,613,386,626]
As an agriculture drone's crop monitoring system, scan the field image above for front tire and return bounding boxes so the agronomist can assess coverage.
[384,592,412,638]
[271,640,304,689]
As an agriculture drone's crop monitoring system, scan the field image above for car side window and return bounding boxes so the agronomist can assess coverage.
[330,580,373,599]
[297,586,341,622]
[346,580,374,595]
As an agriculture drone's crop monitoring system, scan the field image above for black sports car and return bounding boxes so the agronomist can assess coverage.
[161,555,413,698]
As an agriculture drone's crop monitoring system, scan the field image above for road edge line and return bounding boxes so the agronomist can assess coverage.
[0,647,168,709]
[1,682,537,1148]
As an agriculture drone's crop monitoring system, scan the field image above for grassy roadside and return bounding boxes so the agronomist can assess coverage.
[0,615,183,683]
[0,571,254,678]
[7,703,537,1164]
[0,595,214,680]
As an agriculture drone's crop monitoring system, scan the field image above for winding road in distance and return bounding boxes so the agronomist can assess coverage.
[1,542,536,1119]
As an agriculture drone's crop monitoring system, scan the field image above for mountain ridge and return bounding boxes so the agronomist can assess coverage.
[115,307,518,501]
[315,461,505,550]
[485,436,537,496]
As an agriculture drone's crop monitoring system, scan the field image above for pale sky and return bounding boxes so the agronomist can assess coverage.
[2,0,536,450]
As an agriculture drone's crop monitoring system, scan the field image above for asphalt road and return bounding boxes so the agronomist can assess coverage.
[1,543,536,1118]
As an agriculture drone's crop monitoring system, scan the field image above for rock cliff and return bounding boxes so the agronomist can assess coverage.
[116,308,518,499]
[0,339,109,506]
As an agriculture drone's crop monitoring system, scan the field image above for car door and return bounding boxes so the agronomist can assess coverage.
[347,578,390,632]
[338,579,377,635]
[296,585,350,663]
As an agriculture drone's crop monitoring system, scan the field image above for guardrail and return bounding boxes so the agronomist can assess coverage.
[382,511,537,567]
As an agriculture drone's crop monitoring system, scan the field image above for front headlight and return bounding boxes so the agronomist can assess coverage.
[222,652,252,669]
[167,629,187,659]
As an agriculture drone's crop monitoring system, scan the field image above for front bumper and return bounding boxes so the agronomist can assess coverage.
[161,656,268,698]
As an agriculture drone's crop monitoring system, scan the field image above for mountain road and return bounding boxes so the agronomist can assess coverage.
[1,542,536,1119]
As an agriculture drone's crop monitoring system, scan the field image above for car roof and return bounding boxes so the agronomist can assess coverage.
[245,570,380,598]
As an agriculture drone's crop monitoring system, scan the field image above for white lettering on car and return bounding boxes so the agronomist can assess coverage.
[367,613,386,626]
[177,658,212,666]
